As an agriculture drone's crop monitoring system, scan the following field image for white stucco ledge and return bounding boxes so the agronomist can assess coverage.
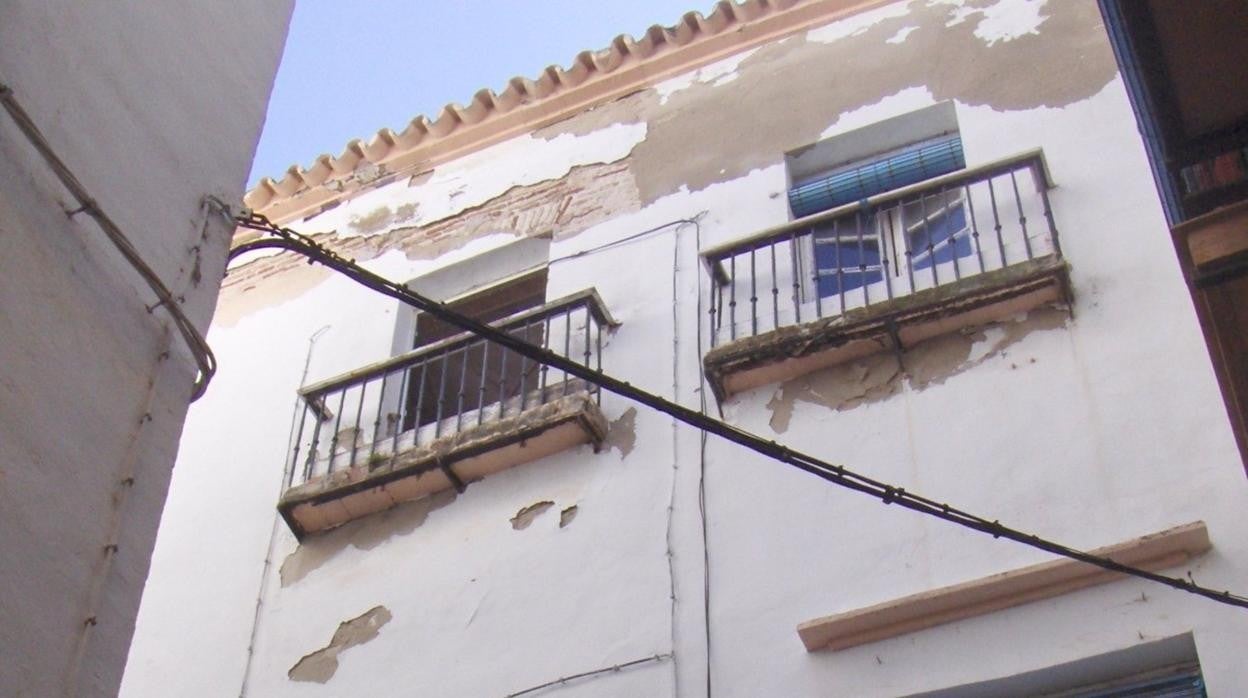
[704,254,1071,402]
[279,391,608,539]
[796,521,1212,652]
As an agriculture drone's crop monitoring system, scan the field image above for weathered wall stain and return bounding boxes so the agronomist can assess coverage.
[767,353,902,433]
[280,489,457,587]
[221,160,637,324]
[606,406,638,457]
[223,1,1113,323]
[766,307,1070,431]
[288,605,392,683]
[510,501,554,530]
[559,505,579,528]
[630,0,1116,204]
[350,205,394,234]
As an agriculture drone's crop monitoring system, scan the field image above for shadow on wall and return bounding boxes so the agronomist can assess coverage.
[764,306,1069,432]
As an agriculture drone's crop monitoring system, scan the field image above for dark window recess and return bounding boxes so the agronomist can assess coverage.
[403,269,548,431]
[1059,665,1206,698]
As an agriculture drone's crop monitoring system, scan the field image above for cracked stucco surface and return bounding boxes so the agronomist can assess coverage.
[224,0,1113,323]
[766,307,1069,432]
[606,407,638,458]
[510,501,555,530]
[280,489,458,587]
[288,606,393,684]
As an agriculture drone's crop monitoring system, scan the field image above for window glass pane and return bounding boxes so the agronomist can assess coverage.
[813,232,882,296]
[909,199,972,271]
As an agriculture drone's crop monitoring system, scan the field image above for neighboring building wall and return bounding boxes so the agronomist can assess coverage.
[124,1,1248,697]
[0,2,292,697]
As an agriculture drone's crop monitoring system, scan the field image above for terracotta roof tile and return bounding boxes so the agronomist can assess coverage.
[245,0,881,221]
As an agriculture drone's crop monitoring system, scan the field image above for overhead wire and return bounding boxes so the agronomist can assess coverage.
[0,82,216,399]
[229,211,1248,612]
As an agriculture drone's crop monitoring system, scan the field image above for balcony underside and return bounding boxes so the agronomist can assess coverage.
[704,254,1071,401]
[279,391,608,539]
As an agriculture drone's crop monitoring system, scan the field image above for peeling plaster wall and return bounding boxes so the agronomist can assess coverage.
[127,2,1248,697]
[0,3,292,698]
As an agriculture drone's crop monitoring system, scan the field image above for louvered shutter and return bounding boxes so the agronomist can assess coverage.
[1069,669,1206,697]
[788,135,965,218]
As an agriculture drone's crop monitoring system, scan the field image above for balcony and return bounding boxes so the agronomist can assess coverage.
[701,150,1071,401]
[279,290,617,538]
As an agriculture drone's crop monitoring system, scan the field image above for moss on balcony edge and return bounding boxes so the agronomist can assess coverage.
[279,391,608,538]
[703,255,1071,402]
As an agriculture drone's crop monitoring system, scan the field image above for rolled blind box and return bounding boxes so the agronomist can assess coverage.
[788,135,965,217]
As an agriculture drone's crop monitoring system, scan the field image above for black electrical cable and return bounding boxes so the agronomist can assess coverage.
[230,212,1248,612]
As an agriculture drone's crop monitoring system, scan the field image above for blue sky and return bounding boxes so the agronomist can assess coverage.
[249,0,706,185]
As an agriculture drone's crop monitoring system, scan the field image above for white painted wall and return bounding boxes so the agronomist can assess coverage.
[124,2,1248,697]
[0,2,292,696]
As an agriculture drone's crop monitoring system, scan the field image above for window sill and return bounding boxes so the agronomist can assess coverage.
[797,521,1211,653]
[703,254,1071,401]
[278,391,607,539]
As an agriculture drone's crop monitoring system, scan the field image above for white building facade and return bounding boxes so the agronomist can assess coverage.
[124,1,1248,696]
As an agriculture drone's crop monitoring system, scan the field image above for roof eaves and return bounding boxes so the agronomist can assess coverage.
[244,0,887,223]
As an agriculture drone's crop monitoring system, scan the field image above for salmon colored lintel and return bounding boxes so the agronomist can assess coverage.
[797,521,1212,652]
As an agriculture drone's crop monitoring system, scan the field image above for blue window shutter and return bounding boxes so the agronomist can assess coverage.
[788,135,965,218]
[1070,670,1206,697]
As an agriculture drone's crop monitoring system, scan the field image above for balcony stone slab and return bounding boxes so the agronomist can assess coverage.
[704,254,1071,401]
[279,391,608,539]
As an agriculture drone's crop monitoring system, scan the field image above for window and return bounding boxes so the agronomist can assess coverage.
[789,127,970,301]
[704,102,1067,400]
[1052,666,1207,697]
[402,268,548,431]
[902,635,1207,698]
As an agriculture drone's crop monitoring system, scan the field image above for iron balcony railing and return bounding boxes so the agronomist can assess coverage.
[701,149,1062,345]
[284,290,617,490]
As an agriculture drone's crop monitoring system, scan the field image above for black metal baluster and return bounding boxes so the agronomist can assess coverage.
[540,315,551,397]
[434,348,450,437]
[518,325,531,412]
[879,205,894,300]
[834,219,845,315]
[391,365,409,458]
[477,340,490,426]
[922,193,937,288]
[987,177,1007,266]
[1038,172,1062,257]
[769,241,779,329]
[368,370,389,465]
[455,344,470,432]
[946,187,962,282]
[562,307,572,396]
[857,208,870,307]
[749,249,758,336]
[583,307,592,368]
[708,269,719,349]
[595,319,603,405]
[900,199,915,294]
[813,225,826,318]
[412,361,428,447]
[497,341,509,421]
[289,401,309,489]
[965,184,986,273]
[1010,170,1033,260]
[789,231,801,324]
[304,394,322,483]
[349,380,367,468]
[327,389,346,474]
[728,256,737,341]
[717,281,726,331]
